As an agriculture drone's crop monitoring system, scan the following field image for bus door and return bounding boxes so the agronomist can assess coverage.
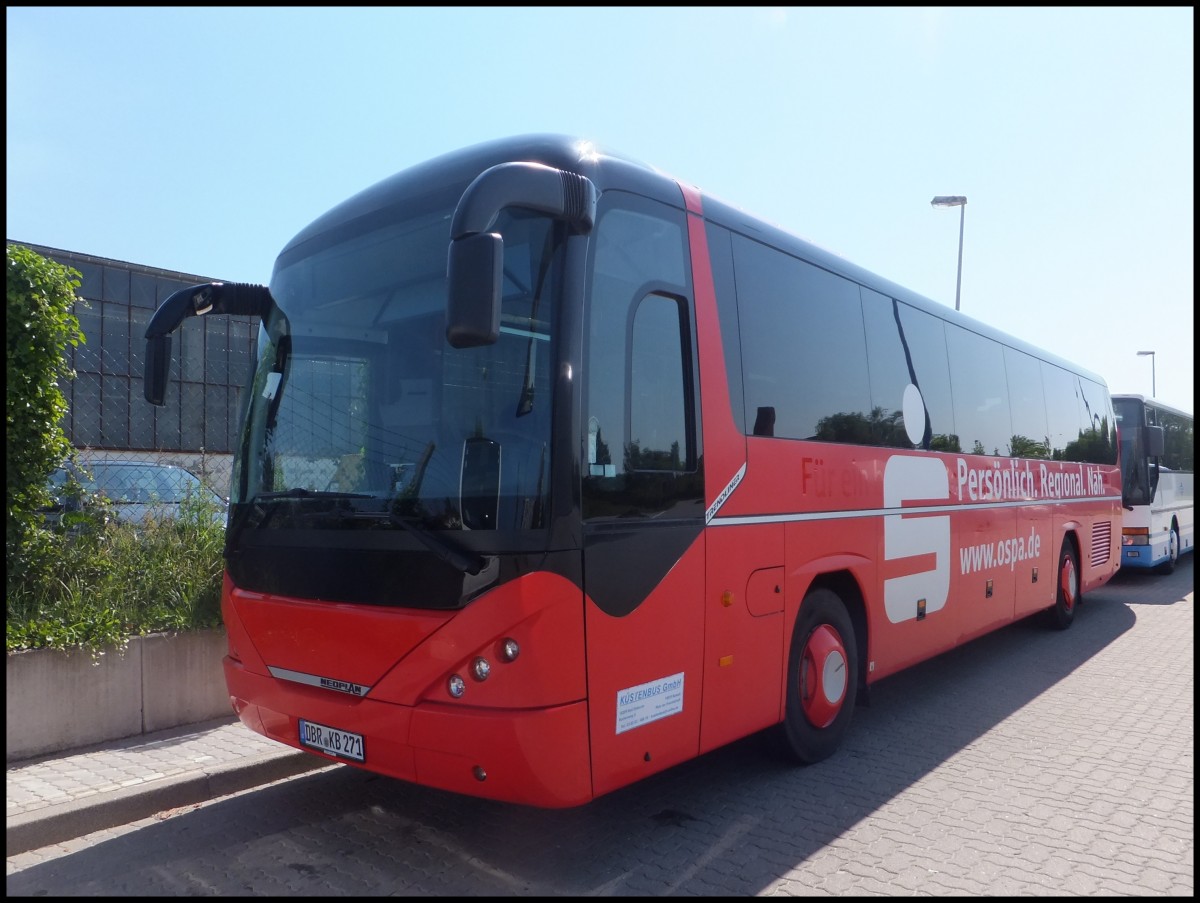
[581,193,707,798]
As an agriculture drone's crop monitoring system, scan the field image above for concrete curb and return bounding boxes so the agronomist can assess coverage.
[7,630,231,763]
[6,750,330,857]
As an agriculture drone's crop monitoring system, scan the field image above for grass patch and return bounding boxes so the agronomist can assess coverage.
[6,493,226,653]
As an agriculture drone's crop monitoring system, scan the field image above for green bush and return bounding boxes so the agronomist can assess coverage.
[6,486,227,653]
[6,244,84,583]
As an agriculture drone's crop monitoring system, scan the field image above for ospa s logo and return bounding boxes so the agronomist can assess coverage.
[883,455,950,624]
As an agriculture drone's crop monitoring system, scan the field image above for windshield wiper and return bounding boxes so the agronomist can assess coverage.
[328,505,486,576]
[226,488,486,577]
[386,509,487,576]
[223,488,374,557]
[253,488,375,501]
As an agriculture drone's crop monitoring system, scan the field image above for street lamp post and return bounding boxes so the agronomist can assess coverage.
[1137,350,1156,398]
[931,196,967,311]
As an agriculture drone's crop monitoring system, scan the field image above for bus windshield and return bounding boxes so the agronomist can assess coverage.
[233,202,562,533]
[1114,396,1152,507]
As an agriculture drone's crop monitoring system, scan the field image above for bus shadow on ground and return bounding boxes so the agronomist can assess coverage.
[8,557,1191,896]
[1103,555,1194,605]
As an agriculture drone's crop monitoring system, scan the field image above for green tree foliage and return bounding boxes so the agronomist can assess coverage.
[1010,434,1050,459]
[1061,418,1117,465]
[6,244,85,585]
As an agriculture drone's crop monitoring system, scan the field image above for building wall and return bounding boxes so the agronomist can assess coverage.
[8,241,258,497]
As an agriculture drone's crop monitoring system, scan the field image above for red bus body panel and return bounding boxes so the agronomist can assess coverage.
[222,570,594,807]
[217,172,1122,809]
[584,538,707,798]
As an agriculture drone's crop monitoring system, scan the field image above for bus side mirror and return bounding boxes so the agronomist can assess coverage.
[144,335,172,405]
[444,161,596,349]
[142,281,273,406]
[446,232,503,348]
[1144,424,1165,458]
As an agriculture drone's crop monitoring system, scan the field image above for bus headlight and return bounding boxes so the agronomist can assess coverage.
[448,674,466,698]
[471,657,491,681]
[500,638,520,662]
[1123,528,1150,547]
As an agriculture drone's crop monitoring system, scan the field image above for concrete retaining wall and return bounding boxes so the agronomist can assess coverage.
[6,628,231,763]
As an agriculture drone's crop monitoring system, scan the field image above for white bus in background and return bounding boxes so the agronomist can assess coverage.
[1112,394,1195,573]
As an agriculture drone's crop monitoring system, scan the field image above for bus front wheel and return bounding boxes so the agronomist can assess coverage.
[781,588,859,764]
[1048,538,1079,631]
[1158,525,1180,575]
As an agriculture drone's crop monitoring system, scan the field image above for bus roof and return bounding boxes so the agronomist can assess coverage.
[1111,395,1194,419]
[280,133,1112,390]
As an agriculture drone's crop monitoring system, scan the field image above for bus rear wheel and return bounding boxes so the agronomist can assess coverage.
[1048,538,1079,631]
[781,588,858,764]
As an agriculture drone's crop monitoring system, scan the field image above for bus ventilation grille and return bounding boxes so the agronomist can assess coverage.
[1091,521,1112,567]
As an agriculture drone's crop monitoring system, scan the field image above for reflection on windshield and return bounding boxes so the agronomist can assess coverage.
[233,206,560,533]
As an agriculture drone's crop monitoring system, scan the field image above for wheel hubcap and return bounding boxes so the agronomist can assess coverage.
[1060,556,1077,611]
[800,624,848,728]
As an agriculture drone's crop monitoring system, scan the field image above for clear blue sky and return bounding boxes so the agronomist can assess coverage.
[7,7,1194,414]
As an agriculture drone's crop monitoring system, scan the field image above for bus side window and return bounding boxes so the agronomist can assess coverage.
[730,235,872,443]
[945,323,1012,457]
[583,194,702,520]
[629,293,689,471]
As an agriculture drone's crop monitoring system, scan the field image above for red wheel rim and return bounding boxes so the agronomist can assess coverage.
[800,624,848,729]
[1059,554,1077,612]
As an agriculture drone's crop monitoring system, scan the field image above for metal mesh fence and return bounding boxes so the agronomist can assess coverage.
[20,244,257,454]
[14,243,258,497]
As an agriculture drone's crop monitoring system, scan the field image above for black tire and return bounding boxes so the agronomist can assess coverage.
[1158,525,1180,575]
[781,587,859,764]
[1048,538,1079,630]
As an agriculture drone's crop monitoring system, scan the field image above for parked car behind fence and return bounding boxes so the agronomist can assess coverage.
[45,460,228,529]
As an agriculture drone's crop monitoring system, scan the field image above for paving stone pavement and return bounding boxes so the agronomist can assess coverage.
[6,716,331,856]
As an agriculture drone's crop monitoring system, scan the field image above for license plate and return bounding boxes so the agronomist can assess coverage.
[299,719,365,762]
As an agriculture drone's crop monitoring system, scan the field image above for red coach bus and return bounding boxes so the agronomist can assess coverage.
[143,135,1121,807]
